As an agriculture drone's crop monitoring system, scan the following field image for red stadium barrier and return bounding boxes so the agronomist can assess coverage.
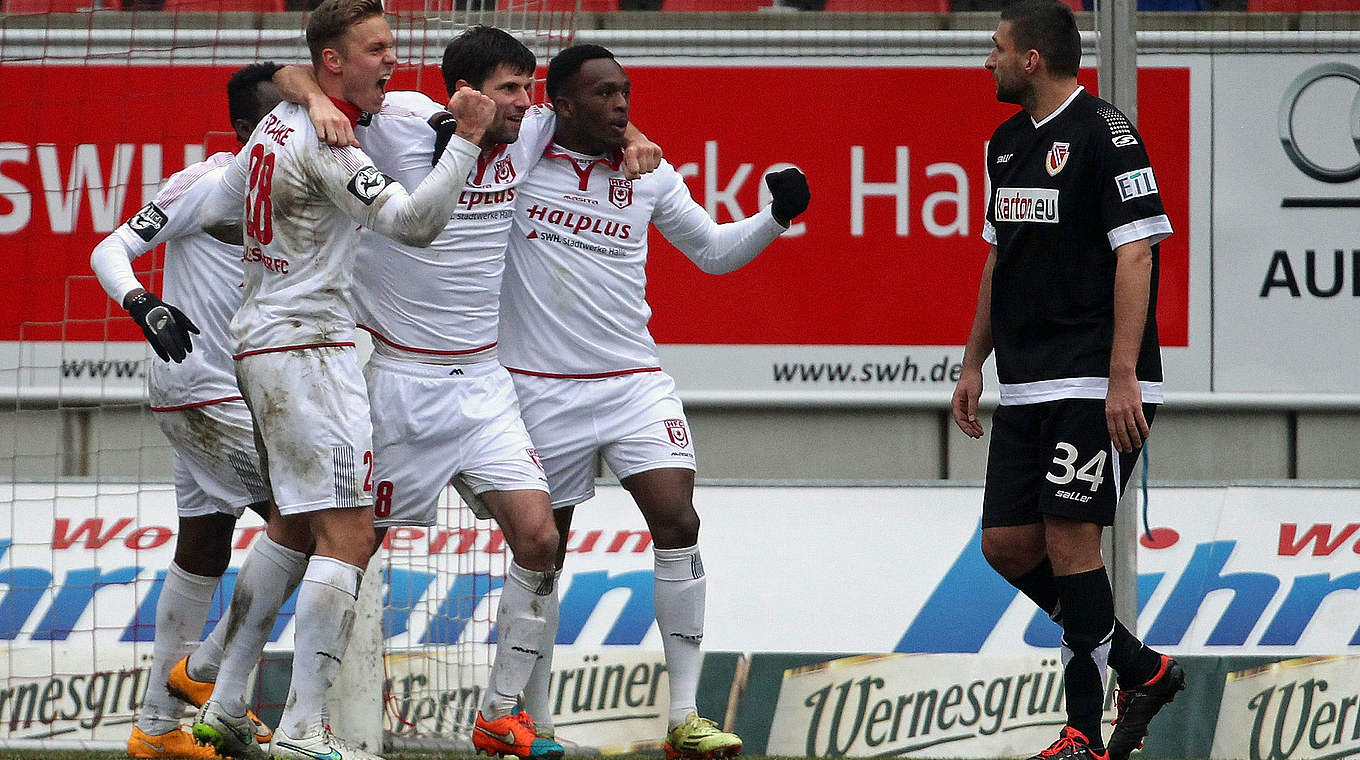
[3,0,119,11]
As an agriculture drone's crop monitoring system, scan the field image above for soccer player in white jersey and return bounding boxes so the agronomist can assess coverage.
[187,3,496,760]
[90,63,285,760]
[501,44,809,760]
[272,26,660,759]
[352,28,565,760]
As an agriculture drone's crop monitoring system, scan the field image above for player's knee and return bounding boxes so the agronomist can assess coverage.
[515,521,560,572]
[347,529,378,561]
[981,531,1043,580]
[173,549,231,578]
[1043,526,1103,574]
[649,504,700,549]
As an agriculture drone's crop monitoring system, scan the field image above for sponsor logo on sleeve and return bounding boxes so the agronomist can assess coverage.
[1115,167,1159,201]
[993,187,1060,223]
[609,177,633,209]
[1045,142,1070,176]
[1112,133,1139,148]
[347,166,392,205]
[126,203,168,242]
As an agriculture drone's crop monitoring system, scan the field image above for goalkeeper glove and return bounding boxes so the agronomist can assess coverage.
[765,167,810,226]
[125,291,199,364]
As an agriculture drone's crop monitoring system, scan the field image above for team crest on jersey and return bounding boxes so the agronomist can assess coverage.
[609,177,633,209]
[347,166,393,205]
[127,203,168,242]
[526,447,544,472]
[494,156,516,183]
[663,419,689,447]
[1045,142,1071,176]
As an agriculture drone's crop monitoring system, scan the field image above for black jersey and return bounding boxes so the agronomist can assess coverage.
[983,88,1172,406]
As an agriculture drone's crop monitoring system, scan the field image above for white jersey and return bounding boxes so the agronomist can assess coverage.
[209,99,481,357]
[90,153,244,411]
[500,147,787,377]
[353,93,555,358]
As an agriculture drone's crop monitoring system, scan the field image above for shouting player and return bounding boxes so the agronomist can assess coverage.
[951,2,1183,758]
[273,26,662,758]
[188,2,495,760]
[90,62,284,760]
[501,44,809,760]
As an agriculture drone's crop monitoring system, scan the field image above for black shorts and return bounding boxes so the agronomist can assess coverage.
[981,398,1156,528]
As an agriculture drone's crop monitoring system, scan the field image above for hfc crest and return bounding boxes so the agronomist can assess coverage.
[1045,142,1071,176]
[609,177,633,209]
[495,156,516,183]
[526,447,544,472]
[664,419,689,447]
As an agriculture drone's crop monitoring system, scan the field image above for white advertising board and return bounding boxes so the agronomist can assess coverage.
[766,653,1114,757]
[1211,55,1360,392]
[3,482,1360,743]
[1211,656,1360,760]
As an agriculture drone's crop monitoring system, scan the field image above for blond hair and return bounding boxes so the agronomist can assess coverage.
[306,0,384,70]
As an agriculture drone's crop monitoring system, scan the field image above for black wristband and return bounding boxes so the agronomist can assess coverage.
[429,112,459,167]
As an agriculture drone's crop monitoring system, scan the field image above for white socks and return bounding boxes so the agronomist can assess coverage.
[189,535,308,683]
[137,562,219,735]
[277,556,364,739]
[480,561,554,720]
[206,535,309,715]
[654,544,705,728]
[519,569,560,732]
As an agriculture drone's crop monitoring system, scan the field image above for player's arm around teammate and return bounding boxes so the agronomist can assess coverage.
[502,44,808,760]
[187,5,501,760]
[274,56,664,179]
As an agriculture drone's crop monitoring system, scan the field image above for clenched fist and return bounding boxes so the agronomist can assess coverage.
[765,167,810,226]
[446,86,497,147]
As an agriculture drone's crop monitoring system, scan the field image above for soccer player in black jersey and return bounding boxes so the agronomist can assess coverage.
[951,1,1185,758]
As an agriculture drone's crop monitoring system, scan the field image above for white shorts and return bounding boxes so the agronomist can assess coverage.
[236,346,374,516]
[365,354,548,528]
[510,370,696,509]
[157,400,269,519]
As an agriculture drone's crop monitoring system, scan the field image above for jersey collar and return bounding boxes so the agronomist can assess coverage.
[328,96,365,128]
[543,142,622,191]
[470,143,509,185]
[1031,85,1084,129]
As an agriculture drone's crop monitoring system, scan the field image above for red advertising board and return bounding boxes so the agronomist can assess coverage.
[0,63,1189,347]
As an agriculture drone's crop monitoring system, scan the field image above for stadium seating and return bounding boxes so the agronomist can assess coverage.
[1248,0,1360,9]
[823,0,947,10]
[4,0,119,10]
[662,0,771,9]
[528,0,620,10]
[161,0,284,9]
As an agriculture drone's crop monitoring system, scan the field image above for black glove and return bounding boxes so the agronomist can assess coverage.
[125,291,199,363]
[765,167,810,226]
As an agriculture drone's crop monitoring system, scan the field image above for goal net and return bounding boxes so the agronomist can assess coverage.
[0,1,577,751]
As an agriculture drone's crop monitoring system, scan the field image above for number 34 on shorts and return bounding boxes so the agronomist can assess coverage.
[1045,442,1108,500]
